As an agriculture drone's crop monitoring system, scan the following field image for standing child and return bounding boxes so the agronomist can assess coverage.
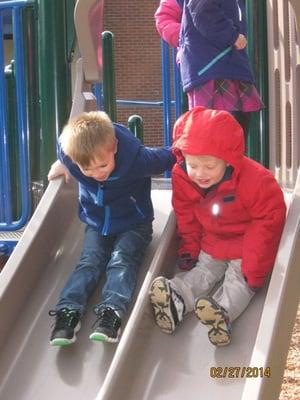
[48,111,175,345]
[149,107,286,346]
[154,0,182,48]
[154,0,264,138]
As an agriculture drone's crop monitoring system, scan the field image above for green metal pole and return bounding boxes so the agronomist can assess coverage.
[245,0,259,160]
[246,0,269,166]
[5,62,20,219]
[181,90,188,114]
[102,31,117,122]
[38,0,72,185]
[128,115,144,143]
[257,0,269,167]
[22,5,42,209]
[66,0,77,61]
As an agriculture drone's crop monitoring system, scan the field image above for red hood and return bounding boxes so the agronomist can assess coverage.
[172,107,245,173]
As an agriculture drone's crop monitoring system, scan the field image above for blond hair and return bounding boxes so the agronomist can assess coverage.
[60,111,116,167]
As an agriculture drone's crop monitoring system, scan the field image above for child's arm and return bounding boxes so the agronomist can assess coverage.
[48,159,71,183]
[172,172,202,260]
[187,0,241,50]
[155,0,182,47]
[135,146,176,176]
[241,174,286,289]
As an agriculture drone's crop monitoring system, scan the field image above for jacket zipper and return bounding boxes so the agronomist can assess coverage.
[130,196,146,218]
[102,206,110,235]
[96,183,110,235]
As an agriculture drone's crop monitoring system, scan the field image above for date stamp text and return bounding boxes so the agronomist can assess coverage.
[210,366,271,379]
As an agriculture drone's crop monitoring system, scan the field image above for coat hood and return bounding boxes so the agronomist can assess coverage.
[172,107,245,172]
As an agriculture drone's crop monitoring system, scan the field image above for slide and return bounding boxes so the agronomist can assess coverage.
[95,188,300,400]
[0,0,299,398]
[0,177,298,400]
[0,177,173,400]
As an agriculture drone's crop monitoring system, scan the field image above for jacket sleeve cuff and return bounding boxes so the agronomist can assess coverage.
[178,248,199,259]
[244,274,265,289]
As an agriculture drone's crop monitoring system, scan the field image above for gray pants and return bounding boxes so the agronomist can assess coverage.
[172,251,255,322]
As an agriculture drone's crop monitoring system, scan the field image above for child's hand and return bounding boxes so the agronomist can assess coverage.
[234,34,247,50]
[176,253,197,270]
[48,160,71,183]
[243,275,260,292]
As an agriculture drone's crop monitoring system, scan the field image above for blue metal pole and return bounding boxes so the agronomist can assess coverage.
[0,1,28,8]
[0,3,31,230]
[172,47,182,119]
[12,6,30,226]
[161,40,172,148]
[93,82,103,110]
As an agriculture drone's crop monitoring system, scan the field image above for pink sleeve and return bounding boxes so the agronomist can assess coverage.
[154,0,182,47]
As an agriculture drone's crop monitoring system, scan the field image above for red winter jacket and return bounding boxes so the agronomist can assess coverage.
[172,107,286,288]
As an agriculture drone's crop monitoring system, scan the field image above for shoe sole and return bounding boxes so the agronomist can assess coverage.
[50,321,81,347]
[149,277,175,334]
[194,298,231,346]
[89,329,120,343]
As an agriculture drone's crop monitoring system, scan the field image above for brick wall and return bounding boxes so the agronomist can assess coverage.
[104,1,172,147]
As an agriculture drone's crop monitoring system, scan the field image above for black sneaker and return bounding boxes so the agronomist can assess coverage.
[89,307,121,343]
[49,308,81,346]
[149,276,185,334]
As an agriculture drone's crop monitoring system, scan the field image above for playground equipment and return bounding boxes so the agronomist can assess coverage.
[0,0,75,256]
[0,1,299,399]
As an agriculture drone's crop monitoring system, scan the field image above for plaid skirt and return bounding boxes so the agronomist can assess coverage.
[187,79,264,112]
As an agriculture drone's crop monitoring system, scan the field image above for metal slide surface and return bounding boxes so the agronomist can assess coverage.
[0,178,297,400]
[0,0,299,391]
[0,179,172,400]
[96,216,267,400]
[96,190,297,400]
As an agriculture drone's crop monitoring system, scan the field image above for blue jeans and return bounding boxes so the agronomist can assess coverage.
[55,222,153,318]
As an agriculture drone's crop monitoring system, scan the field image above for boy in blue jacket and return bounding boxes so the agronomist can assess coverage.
[48,111,175,345]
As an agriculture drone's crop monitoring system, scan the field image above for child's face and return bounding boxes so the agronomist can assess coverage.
[78,144,117,182]
[184,154,227,189]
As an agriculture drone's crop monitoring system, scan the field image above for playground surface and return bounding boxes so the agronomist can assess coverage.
[279,305,300,400]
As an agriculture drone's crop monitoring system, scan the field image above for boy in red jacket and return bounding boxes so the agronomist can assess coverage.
[149,107,286,346]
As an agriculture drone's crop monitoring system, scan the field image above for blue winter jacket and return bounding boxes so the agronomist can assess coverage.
[177,0,254,92]
[58,123,176,236]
